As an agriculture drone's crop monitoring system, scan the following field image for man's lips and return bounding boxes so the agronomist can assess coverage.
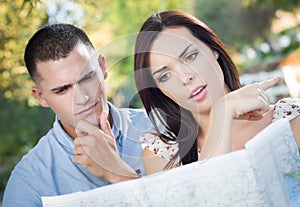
[189,84,207,99]
[75,102,97,116]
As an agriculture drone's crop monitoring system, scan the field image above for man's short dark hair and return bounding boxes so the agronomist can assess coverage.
[24,23,94,83]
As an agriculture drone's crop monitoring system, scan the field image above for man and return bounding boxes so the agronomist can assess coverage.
[2,24,152,207]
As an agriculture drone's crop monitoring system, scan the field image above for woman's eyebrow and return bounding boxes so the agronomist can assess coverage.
[152,66,166,76]
[178,43,193,58]
[152,44,194,76]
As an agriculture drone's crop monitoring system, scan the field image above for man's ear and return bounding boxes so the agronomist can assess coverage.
[98,54,108,80]
[32,86,49,108]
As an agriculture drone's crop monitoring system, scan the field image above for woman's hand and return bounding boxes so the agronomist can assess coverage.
[200,76,281,160]
[72,112,139,183]
[222,76,281,121]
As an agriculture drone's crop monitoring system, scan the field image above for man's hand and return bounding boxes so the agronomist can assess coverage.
[72,112,138,183]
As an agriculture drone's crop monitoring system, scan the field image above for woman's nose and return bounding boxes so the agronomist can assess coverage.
[182,73,194,84]
[179,65,195,85]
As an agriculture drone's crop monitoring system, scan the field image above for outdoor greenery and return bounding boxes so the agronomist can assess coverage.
[0,0,300,201]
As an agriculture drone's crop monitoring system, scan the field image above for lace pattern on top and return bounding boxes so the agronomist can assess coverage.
[141,98,300,162]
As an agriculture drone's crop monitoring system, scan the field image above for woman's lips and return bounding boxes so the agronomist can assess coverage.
[189,84,208,101]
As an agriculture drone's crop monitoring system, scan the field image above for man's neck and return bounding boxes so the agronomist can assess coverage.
[60,121,77,139]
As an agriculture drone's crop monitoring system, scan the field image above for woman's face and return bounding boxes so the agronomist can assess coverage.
[149,27,226,114]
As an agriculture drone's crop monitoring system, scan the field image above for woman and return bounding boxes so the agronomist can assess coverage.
[134,10,300,174]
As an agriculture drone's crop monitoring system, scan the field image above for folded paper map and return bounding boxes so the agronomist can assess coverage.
[42,119,300,207]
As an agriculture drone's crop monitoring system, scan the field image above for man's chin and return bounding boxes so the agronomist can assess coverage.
[74,114,100,128]
[85,114,100,127]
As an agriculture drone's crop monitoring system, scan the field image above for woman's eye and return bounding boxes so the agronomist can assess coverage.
[159,72,171,83]
[185,52,198,63]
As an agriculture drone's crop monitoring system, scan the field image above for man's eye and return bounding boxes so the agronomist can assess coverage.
[159,72,171,83]
[55,85,70,94]
[185,52,198,63]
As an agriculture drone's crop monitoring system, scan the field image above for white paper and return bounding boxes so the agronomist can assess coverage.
[42,119,300,207]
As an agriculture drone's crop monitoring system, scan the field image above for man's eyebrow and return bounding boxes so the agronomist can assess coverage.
[50,71,95,92]
[178,43,193,58]
[77,71,94,84]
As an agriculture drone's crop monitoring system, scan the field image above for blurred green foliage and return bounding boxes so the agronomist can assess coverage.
[0,92,54,197]
[0,0,47,103]
[193,0,275,51]
[0,0,51,199]
[0,0,300,202]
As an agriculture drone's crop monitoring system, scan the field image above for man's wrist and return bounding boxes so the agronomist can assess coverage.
[106,172,139,184]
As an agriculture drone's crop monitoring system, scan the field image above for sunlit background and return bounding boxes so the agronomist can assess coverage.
[1,0,300,203]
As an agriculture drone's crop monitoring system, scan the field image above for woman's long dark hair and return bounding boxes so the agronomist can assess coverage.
[134,10,241,167]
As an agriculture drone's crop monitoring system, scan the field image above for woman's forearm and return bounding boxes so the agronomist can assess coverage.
[200,98,233,160]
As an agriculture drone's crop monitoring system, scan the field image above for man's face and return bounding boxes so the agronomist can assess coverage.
[33,44,107,138]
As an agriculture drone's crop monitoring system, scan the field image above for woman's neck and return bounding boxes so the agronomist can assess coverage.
[192,111,210,149]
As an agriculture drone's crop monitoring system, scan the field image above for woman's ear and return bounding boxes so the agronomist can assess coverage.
[213,50,219,60]
[32,87,49,108]
[98,54,108,80]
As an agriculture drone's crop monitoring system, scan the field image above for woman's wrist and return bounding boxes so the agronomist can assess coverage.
[213,96,236,120]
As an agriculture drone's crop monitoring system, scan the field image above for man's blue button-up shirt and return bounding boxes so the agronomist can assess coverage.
[2,104,152,207]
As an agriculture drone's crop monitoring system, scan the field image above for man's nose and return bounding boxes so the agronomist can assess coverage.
[73,85,90,105]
